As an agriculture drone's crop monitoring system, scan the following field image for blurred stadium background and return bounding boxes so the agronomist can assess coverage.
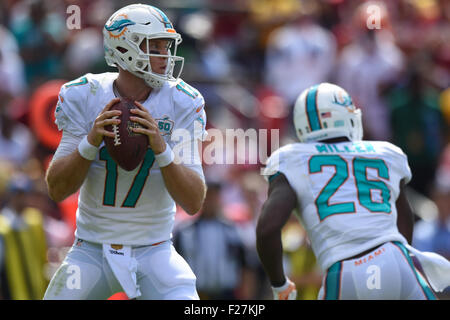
[0,0,448,300]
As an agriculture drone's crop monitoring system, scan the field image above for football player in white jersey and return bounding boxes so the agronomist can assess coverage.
[257,83,450,300]
[43,4,207,299]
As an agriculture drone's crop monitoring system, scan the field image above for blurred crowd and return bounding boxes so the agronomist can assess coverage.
[0,0,449,299]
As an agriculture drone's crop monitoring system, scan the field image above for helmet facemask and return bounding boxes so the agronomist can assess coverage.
[131,36,184,88]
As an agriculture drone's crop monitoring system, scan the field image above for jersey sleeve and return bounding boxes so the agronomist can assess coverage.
[185,93,207,142]
[397,152,412,184]
[262,147,288,182]
[170,84,207,181]
[52,130,83,160]
[54,76,90,137]
[384,142,412,184]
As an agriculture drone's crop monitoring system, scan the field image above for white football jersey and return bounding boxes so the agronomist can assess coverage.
[264,141,411,271]
[54,72,207,246]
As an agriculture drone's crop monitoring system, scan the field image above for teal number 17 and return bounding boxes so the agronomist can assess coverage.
[308,155,391,221]
[99,147,155,207]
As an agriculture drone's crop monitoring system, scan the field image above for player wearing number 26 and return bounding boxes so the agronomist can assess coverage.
[44,4,207,300]
[257,83,450,300]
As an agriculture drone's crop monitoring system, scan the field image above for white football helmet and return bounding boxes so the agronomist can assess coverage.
[103,4,184,88]
[293,83,363,142]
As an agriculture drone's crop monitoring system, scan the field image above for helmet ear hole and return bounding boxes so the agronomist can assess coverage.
[350,119,354,127]
[131,34,140,43]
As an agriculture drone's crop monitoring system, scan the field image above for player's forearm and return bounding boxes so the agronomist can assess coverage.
[257,202,287,286]
[256,175,297,287]
[396,184,414,244]
[160,163,206,215]
[256,225,286,287]
[45,151,92,202]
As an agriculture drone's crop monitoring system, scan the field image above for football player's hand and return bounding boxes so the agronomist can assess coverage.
[272,278,297,300]
[87,98,121,147]
[129,101,166,154]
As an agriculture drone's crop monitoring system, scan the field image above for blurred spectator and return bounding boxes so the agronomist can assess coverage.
[0,24,26,97]
[173,182,254,300]
[413,145,450,259]
[179,11,231,81]
[336,1,404,141]
[63,27,105,77]
[9,0,67,87]
[264,4,337,106]
[0,110,34,166]
[387,65,447,196]
[226,170,272,299]
[63,0,114,77]
[0,173,33,230]
[413,145,450,298]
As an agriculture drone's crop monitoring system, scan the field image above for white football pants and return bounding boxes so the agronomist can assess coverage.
[317,242,438,300]
[43,238,199,300]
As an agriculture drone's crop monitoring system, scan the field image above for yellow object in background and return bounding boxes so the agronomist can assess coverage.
[0,215,30,300]
[282,221,322,300]
[0,209,48,300]
[440,88,450,126]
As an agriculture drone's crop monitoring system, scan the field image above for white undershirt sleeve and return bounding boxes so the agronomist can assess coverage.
[53,131,84,161]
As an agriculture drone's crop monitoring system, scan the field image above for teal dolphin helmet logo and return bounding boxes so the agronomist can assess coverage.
[105,13,136,39]
[105,19,136,32]
[332,90,353,108]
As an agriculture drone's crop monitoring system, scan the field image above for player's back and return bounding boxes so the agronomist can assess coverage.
[265,140,411,271]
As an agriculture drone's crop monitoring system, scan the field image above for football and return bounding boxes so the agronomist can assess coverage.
[104,98,148,171]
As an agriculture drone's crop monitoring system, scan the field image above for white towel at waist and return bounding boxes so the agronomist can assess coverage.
[406,244,450,292]
[103,244,141,299]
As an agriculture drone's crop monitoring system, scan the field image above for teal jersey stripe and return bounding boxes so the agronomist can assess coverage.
[325,261,341,300]
[122,149,155,208]
[268,171,281,182]
[150,5,173,28]
[392,242,437,300]
[64,76,88,88]
[306,85,321,131]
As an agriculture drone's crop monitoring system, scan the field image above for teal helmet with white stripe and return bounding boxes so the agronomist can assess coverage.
[103,4,184,88]
[293,83,363,142]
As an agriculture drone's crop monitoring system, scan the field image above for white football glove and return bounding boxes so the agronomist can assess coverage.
[272,278,297,300]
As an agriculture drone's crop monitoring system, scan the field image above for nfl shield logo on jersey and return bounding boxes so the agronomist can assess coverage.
[157,116,174,136]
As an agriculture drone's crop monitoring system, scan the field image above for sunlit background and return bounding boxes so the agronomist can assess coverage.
[0,0,449,300]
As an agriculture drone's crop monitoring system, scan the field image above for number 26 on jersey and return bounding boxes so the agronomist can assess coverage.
[309,155,391,221]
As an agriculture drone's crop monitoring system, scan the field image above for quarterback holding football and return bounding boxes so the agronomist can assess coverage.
[257,83,450,300]
[44,4,207,299]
